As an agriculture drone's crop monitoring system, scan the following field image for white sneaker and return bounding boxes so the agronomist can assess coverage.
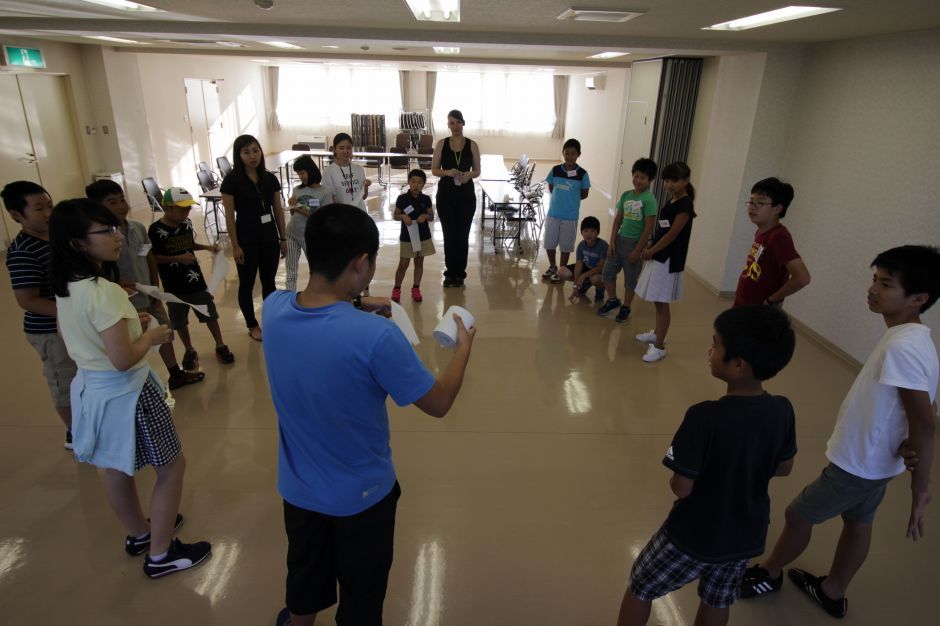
[635,330,658,343]
[642,344,667,363]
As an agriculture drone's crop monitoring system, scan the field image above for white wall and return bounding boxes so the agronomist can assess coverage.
[779,29,940,361]
[563,67,630,230]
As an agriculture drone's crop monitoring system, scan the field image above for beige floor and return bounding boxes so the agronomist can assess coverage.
[1,186,938,626]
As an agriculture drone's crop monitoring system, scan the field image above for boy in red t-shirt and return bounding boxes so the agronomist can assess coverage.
[733,178,810,308]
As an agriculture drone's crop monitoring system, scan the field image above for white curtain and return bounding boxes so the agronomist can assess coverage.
[552,75,569,139]
[264,66,281,131]
[276,67,401,132]
[431,71,555,136]
[425,71,436,136]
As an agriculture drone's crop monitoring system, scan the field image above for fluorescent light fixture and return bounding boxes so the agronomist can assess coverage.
[321,45,339,49]
[433,46,460,55]
[214,41,246,48]
[704,6,841,31]
[404,0,460,23]
[557,8,644,23]
[83,35,142,44]
[262,41,302,49]
[81,0,161,10]
[252,59,271,63]
[588,51,629,59]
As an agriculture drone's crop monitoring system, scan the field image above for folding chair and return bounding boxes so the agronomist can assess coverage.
[141,177,163,220]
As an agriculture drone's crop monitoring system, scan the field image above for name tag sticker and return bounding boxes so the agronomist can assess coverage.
[260,214,273,224]
[659,219,671,228]
[137,243,152,257]
[566,169,578,177]
[404,205,415,215]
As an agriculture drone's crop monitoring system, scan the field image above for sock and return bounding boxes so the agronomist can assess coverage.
[149,550,168,562]
[168,365,182,377]
[394,284,401,289]
[134,530,150,540]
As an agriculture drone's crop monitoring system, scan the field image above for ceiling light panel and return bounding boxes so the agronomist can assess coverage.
[588,51,629,59]
[704,6,842,31]
[83,35,142,44]
[262,41,303,49]
[81,0,161,10]
[433,47,460,55]
[404,0,460,23]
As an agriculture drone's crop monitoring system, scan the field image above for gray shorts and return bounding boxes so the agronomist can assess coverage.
[602,235,642,291]
[790,462,892,525]
[543,216,578,253]
[167,290,219,329]
[25,332,77,408]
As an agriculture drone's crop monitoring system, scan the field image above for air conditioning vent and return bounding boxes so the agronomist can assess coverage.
[557,8,644,23]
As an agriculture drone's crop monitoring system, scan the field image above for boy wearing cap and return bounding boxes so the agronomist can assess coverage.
[148,187,235,367]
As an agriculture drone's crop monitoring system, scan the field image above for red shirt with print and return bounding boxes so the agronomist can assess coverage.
[734,225,800,307]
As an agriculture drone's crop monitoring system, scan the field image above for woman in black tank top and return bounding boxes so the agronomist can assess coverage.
[432,109,481,287]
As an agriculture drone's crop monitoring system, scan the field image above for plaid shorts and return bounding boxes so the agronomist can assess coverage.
[629,527,748,609]
[133,378,181,471]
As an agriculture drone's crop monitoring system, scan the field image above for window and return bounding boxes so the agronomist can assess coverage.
[433,71,555,135]
[277,66,402,129]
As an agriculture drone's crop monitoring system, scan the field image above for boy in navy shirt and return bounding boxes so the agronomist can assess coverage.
[617,305,797,626]
[391,169,435,303]
[552,216,608,303]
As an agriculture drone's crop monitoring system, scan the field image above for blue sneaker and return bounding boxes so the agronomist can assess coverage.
[594,287,605,302]
[597,298,622,316]
[614,305,631,323]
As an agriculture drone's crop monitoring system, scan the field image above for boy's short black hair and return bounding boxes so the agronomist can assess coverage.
[751,177,795,218]
[407,169,427,182]
[304,203,379,282]
[1,180,48,214]
[85,179,124,202]
[562,138,581,154]
[631,158,657,180]
[872,245,940,313]
[580,216,600,232]
[292,155,322,185]
[714,305,795,381]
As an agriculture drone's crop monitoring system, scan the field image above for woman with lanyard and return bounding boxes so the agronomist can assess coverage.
[431,109,481,288]
[221,134,287,342]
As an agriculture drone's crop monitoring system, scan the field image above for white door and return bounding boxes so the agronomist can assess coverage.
[184,77,211,173]
[0,74,84,248]
[18,74,86,204]
[202,81,230,168]
[614,60,662,197]
[0,74,41,247]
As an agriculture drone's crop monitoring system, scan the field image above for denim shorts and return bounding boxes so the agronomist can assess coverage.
[601,235,642,290]
[790,462,892,524]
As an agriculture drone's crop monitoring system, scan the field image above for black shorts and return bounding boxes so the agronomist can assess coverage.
[284,482,401,621]
[166,290,219,329]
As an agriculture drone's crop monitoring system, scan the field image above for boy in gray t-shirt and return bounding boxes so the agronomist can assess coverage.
[85,180,204,390]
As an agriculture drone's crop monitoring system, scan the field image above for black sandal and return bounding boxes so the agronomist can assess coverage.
[168,370,205,390]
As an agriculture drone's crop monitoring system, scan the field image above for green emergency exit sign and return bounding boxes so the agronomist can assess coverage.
[3,46,46,69]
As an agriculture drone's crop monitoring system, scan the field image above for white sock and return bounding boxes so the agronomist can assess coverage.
[149,550,168,562]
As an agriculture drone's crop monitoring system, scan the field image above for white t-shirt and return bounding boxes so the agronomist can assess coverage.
[56,277,145,371]
[323,162,367,211]
[826,323,939,479]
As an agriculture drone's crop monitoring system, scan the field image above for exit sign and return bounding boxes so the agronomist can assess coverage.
[3,46,46,69]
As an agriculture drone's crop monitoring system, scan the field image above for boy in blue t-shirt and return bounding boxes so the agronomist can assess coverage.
[263,204,476,626]
[541,138,590,282]
[617,306,797,626]
[553,216,609,303]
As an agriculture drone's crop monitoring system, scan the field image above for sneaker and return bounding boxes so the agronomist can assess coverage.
[125,513,185,556]
[594,287,605,303]
[550,273,564,284]
[143,537,211,579]
[635,330,658,343]
[411,286,423,302]
[64,429,73,451]
[739,565,783,599]
[597,298,622,316]
[788,568,847,618]
[577,281,591,296]
[614,305,631,323]
[181,348,199,371]
[642,344,667,363]
[215,344,235,364]
[454,278,465,288]
[541,266,558,280]
[391,287,401,303]
[168,370,205,390]
[443,278,457,288]
[275,607,292,626]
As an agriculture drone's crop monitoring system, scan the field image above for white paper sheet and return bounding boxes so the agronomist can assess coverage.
[205,251,230,296]
[406,222,422,251]
[389,301,420,345]
[137,243,152,256]
[146,314,160,354]
[135,282,210,317]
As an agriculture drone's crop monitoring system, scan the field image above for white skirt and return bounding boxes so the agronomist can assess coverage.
[636,259,684,303]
